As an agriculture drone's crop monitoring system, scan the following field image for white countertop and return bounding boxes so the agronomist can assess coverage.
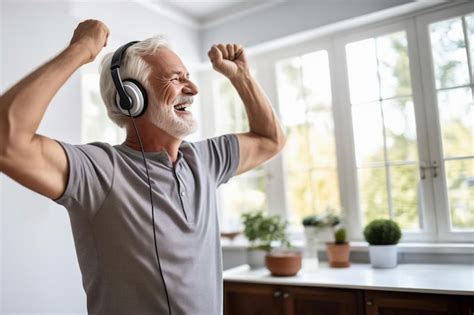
[223,261,474,296]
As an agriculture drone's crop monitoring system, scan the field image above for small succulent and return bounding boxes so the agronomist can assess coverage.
[334,228,347,245]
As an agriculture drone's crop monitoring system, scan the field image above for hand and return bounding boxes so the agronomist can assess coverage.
[208,44,250,81]
[69,19,109,64]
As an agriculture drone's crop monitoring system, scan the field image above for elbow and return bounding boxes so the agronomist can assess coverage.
[267,130,286,157]
[274,128,287,153]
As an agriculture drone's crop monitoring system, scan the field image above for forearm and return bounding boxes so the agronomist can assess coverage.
[230,72,286,147]
[0,44,88,149]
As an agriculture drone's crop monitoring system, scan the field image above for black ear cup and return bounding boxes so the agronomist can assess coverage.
[114,79,148,117]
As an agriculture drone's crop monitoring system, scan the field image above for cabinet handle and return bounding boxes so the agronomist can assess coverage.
[273,291,282,298]
[283,293,290,299]
[366,300,373,306]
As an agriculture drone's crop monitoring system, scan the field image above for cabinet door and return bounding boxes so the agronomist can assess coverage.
[463,296,474,315]
[364,290,462,315]
[224,282,285,315]
[285,286,362,315]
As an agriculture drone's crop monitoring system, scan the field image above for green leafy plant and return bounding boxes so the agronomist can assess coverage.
[302,213,340,228]
[363,219,402,245]
[334,228,347,245]
[241,211,291,251]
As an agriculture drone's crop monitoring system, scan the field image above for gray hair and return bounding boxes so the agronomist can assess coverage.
[99,36,169,128]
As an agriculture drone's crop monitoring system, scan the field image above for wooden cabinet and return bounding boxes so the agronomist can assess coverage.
[364,290,461,315]
[285,286,363,315]
[224,282,285,315]
[224,281,468,315]
[224,282,362,315]
[463,296,474,315]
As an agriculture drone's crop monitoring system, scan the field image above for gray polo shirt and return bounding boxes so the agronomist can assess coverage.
[54,134,240,315]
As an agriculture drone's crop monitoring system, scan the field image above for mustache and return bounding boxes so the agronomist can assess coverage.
[171,95,194,106]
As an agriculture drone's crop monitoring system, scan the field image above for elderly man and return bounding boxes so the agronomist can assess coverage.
[0,19,285,314]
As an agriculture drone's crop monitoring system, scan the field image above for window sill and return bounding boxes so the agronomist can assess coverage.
[221,238,474,255]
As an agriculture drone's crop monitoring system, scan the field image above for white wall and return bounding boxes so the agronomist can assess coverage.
[0,1,199,313]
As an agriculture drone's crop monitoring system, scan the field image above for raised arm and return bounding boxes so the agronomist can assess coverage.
[0,19,109,199]
[208,44,286,175]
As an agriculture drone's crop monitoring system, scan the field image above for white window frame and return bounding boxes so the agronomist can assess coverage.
[333,19,436,242]
[416,1,474,242]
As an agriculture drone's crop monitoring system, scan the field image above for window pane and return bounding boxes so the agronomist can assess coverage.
[382,98,418,162]
[285,124,312,172]
[308,112,338,168]
[430,17,470,89]
[346,38,380,104]
[301,51,332,118]
[275,58,306,126]
[358,167,389,225]
[214,79,248,133]
[377,31,412,98]
[445,159,474,230]
[467,14,474,79]
[219,173,267,231]
[311,169,341,214]
[437,87,474,158]
[287,171,312,227]
[276,50,341,230]
[352,101,385,166]
[391,164,420,230]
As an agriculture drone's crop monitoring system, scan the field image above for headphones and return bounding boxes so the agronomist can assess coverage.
[110,41,148,117]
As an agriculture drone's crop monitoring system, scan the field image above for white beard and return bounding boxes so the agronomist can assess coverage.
[149,95,197,139]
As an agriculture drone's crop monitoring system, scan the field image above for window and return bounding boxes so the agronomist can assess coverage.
[345,31,421,230]
[213,78,268,232]
[275,51,341,229]
[203,2,474,242]
[429,14,474,230]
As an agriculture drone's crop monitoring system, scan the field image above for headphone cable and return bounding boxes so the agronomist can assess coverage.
[128,111,172,315]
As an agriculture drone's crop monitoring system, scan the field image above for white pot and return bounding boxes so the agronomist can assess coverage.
[247,248,267,269]
[368,245,398,268]
[304,226,332,244]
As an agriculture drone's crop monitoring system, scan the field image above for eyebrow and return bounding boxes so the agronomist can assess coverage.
[169,71,190,78]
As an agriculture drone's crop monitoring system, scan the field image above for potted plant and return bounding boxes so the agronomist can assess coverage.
[363,219,402,268]
[325,227,350,268]
[302,213,340,243]
[241,211,290,268]
[302,213,340,267]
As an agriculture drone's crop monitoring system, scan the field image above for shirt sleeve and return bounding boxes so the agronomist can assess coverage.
[193,134,240,187]
[53,141,114,219]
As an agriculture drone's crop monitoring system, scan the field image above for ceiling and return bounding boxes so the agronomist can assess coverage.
[152,0,282,24]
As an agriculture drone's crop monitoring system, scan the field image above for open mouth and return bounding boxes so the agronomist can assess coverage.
[173,103,191,112]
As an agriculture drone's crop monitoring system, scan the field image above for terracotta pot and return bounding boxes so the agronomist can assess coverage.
[325,243,350,268]
[265,250,302,276]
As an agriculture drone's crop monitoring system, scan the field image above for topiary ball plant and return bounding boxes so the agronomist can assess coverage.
[363,219,402,245]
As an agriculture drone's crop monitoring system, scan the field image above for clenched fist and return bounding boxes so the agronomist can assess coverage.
[208,44,250,80]
[69,19,109,64]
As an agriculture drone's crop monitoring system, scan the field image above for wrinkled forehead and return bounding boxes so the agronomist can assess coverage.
[142,47,188,78]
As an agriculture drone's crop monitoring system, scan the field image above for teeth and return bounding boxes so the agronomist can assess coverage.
[174,103,189,110]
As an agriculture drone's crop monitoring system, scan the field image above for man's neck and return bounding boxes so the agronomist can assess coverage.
[123,121,182,164]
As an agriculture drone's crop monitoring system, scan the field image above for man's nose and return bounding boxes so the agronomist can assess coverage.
[182,79,199,95]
